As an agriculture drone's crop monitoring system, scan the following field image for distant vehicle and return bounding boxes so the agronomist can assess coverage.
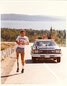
[31,37,61,63]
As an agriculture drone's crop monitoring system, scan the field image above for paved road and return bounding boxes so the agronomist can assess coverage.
[4,43,67,85]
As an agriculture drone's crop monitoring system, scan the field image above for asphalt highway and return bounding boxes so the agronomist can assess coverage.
[4,43,67,85]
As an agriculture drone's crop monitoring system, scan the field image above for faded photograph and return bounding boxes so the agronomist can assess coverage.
[0,0,67,85]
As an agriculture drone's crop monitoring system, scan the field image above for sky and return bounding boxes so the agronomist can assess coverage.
[0,0,67,31]
[0,0,67,17]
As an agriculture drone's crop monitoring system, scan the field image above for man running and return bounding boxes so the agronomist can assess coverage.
[16,30,29,73]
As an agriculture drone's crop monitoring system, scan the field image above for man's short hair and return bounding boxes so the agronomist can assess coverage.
[20,29,25,33]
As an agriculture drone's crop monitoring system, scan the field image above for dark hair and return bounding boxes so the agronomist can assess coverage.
[20,29,25,33]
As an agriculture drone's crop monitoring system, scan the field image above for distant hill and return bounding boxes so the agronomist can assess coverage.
[1,14,65,21]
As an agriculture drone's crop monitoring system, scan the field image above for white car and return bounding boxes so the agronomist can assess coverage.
[31,39,61,63]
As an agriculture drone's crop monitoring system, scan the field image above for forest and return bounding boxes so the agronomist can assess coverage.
[1,28,66,45]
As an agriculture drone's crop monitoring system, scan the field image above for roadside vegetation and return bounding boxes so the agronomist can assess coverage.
[1,43,16,50]
[1,27,66,46]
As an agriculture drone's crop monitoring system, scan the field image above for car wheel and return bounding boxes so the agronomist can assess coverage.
[32,57,36,63]
[57,57,61,63]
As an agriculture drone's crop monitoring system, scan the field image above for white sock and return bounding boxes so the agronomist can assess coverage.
[22,65,24,69]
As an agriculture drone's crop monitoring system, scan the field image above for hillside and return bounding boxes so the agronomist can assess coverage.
[1,14,65,21]
[1,28,66,45]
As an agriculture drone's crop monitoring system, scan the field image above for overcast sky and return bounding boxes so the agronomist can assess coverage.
[0,0,67,17]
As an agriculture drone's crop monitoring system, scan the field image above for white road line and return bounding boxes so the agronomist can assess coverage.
[45,65,62,83]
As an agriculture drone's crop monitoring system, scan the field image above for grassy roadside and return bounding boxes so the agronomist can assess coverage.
[1,43,16,51]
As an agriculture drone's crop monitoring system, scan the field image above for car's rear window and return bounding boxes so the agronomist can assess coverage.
[34,41,56,46]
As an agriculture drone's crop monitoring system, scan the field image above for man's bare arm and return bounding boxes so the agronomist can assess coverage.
[22,42,29,45]
[16,41,20,45]
[25,42,29,45]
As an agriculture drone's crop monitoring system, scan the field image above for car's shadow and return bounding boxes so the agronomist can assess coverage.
[25,59,56,64]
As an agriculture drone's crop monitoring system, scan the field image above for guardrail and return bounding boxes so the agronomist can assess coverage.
[1,45,17,59]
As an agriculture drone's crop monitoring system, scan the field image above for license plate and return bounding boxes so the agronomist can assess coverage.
[50,55,54,57]
[45,55,50,58]
[40,55,45,57]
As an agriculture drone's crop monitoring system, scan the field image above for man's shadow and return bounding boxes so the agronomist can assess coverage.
[1,73,21,78]
[1,59,56,78]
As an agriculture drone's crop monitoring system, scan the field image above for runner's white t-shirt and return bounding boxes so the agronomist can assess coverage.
[16,35,29,48]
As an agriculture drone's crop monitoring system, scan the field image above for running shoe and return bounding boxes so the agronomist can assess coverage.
[21,69,24,73]
[16,68,19,72]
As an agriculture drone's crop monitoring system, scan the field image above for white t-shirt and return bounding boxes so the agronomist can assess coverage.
[16,35,29,48]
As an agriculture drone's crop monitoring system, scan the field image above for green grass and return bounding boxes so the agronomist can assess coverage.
[1,43,16,51]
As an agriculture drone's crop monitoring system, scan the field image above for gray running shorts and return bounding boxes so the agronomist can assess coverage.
[16,47,24,53]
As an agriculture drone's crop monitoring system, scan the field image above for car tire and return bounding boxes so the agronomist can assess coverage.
[57,57,61,63]
[32,57,36,63]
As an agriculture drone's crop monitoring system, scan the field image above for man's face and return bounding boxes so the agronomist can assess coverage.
[21,32,25,37]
